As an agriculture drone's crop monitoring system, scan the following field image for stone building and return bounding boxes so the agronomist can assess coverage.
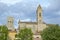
[7,4,48,40]
[7,17,15,31]
[18,5,47,34]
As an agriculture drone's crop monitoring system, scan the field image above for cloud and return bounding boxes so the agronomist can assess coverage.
[0,0,37,28]
[0,0,22,5]
[43,0,60,24]
[0,0,60,28]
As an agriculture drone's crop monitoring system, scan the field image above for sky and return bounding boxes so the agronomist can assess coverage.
[0,0,60,28]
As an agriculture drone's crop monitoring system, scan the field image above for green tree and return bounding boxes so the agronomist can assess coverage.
[0,25,8,40]
[41,24,60,40]
[15,28,33,40]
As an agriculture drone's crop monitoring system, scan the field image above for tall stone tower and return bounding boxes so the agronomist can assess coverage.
[37,5,43,32]
[7,17,14,31]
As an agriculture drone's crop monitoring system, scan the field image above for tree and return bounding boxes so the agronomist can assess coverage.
[15,28,33,40]
[41,24,60,40]
[0,25,8,40]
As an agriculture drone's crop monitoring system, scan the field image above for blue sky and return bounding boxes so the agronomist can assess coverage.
[0,0,60,28]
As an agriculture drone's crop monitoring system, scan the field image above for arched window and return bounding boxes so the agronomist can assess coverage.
[39,13,41,17]
[8,21,11,22]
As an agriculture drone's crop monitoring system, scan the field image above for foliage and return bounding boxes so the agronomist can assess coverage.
[41,24,60,40]
[15,28,33,40]
[0,25,8,40]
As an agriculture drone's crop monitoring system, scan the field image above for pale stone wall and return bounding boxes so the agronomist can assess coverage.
[19,22,47,34]
[7,17,14,31]
[19,23,26,29]
[41,24,47,30]
[26,24,37,33]
[38,23,47,32]
[19,22,38,33]
[8,31,16,40]
[18,5,47,34]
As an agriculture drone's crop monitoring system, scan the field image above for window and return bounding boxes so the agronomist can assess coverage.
[39,13,41,17]
[8,21,11,23]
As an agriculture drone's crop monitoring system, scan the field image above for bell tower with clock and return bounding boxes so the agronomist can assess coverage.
[36,4,43,32]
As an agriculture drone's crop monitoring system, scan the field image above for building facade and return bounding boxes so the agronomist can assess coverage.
[7,4,48,40]
[7,17,15,31]
[18,5,47,34]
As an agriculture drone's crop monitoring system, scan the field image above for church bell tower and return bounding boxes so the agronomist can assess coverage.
[37,5,43,32]
[37,5,42,23]
[7,17,14,31]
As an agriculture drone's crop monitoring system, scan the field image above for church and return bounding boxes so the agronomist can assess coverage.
[7,4,48,40]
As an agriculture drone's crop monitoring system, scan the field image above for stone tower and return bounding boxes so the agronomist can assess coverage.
[37,5,43,32]
[7,17,14,31]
